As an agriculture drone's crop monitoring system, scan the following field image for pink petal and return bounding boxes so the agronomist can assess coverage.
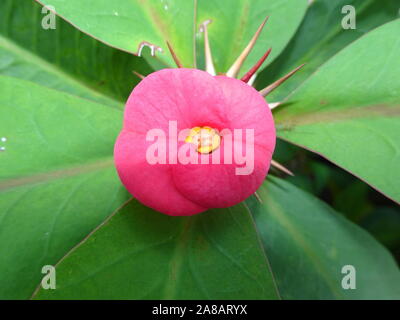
[114,130,206,216]
[123,68,229,134]
[172,139,271,208]
[115,70,276,215]
[172,76,275,208]
[215,75,275,144]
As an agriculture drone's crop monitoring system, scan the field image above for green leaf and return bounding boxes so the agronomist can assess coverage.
[256,0,400,101]
[33,177,400,300]
[35,0,307,74]
[0,76,129,299]
[196,0,308,76]
[0,0,152,108]
[274,19,400,204]
[247,177,400,299]
[37,0,196,68]
[34,200,280,300]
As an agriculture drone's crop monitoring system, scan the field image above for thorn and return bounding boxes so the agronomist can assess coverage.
[248,73,257,86]
[254,191,263,203]
[132,71,145,80]
[260,64,306,97]
[271,159,294,176]
[199,20,216,76]
[241,48,272,83]
[226,16,269,78]
[268,102,281,110]
[166,41,183,68]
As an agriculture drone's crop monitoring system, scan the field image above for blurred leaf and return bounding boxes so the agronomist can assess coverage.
[0,76,129,299]
[196,0,308,76]
[275,19,400,204]
[361,207,400,249]
[285,175,314,194]
[37,0,196,68]
[247,177,400,299]
[333,181,372,222]
[0,0,152,108]
[34,200,280,300]
[256,0,400,101]
[271,139,298,164]
[310,161,332,194]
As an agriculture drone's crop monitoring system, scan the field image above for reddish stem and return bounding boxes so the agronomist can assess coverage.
[240,48,272,83]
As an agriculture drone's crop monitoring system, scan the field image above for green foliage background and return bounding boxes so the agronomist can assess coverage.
[0,0,399,299]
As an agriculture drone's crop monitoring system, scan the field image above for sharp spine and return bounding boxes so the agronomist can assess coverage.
[132,71,145,80]
[166,41,184,68]
[260,64,305,97]
[241,48,272,83]
[271,159,294,176]
[199,20,216,76]
[226,16,269,78]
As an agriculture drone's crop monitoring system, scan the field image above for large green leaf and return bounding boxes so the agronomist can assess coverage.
[0,0,144,299]
[0,75,129,299]
[274,19,400,204]
[246,177,400,299]
[0,0,152,108]
[196,0,308,76]
[37,0,196,68]
[34,200,279,300]
[35,0,307,74]
[256,0,400,101]
[34,177,400,299]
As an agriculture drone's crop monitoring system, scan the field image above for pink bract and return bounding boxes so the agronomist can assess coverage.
[114,68,276,216]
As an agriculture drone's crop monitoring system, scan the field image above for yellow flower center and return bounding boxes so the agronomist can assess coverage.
[185,126,221,154]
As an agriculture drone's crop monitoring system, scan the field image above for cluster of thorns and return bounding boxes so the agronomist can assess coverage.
[135,17,305,178]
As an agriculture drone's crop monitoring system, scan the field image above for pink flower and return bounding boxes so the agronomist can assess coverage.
[114,17,303,216]
[114,68,275,215]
